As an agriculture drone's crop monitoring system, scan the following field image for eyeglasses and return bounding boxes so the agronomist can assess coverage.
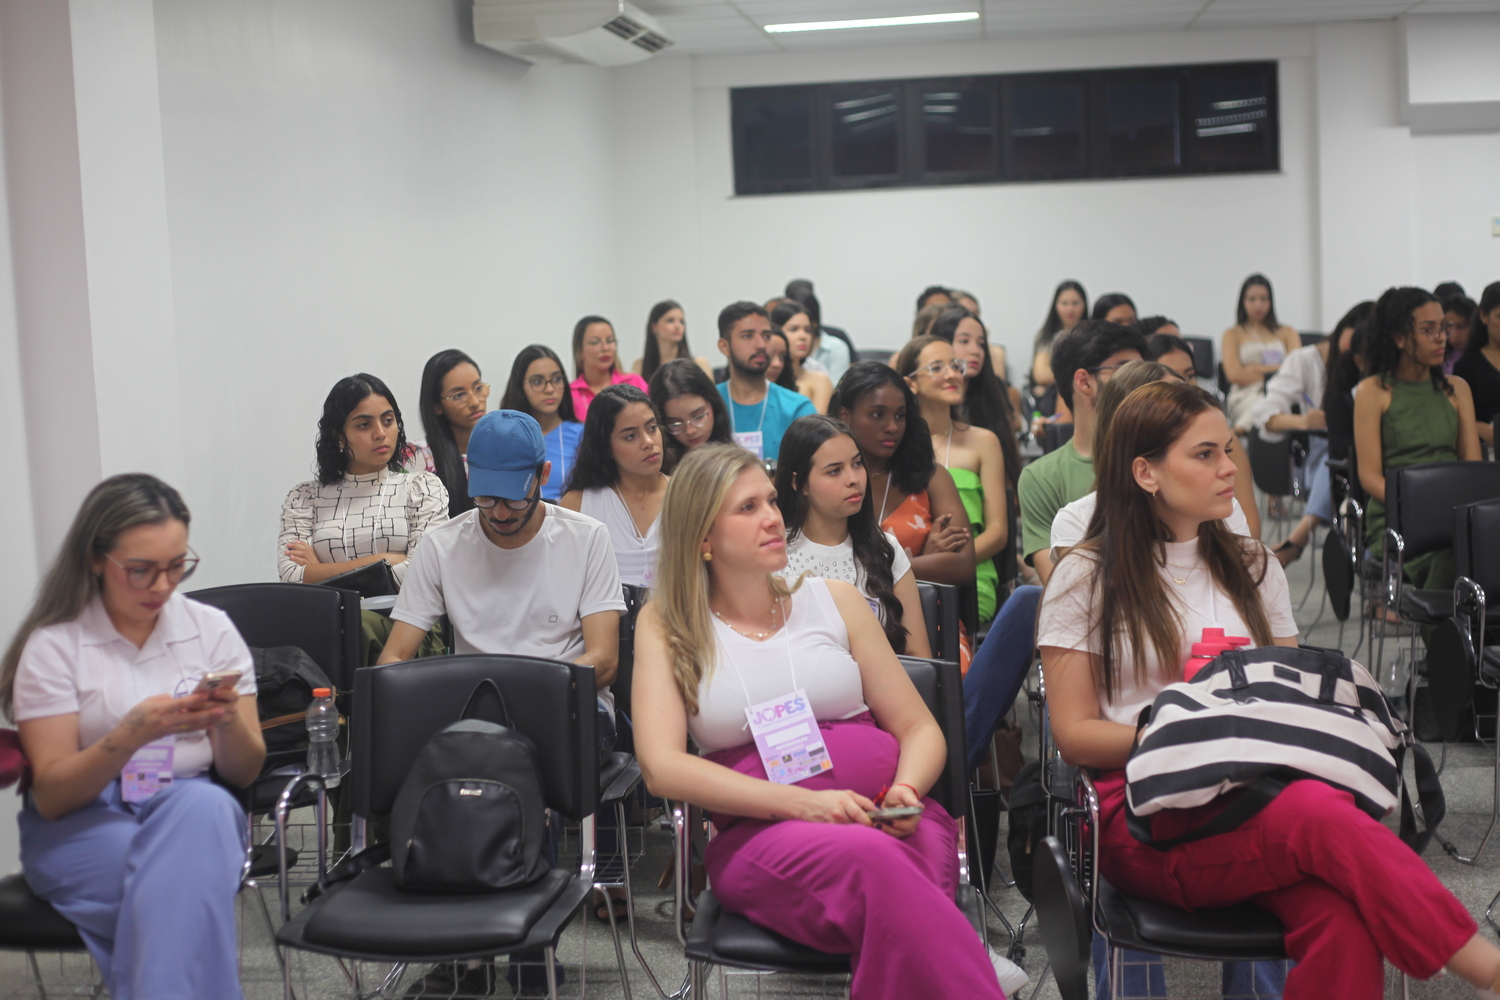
[442,383,491,406]
[1085,362,1131,381]
[1414,322,1456,343]
[525,373,567,392]
[104,550,200,590]
[663,408,711,436]
[473,493,540,512]
[907,359,967,379]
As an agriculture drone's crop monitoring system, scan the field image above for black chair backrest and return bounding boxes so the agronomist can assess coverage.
[1246,427,1294,498]
[351,654,598,824]
[916,581,961,664]
[1456,497,1500,600]
[188,582,360,694]
[995,486,1021,592]
[1386,461,1500,561]
[853,348,895,364]
[896,656,966,817]
[1299,331,1327,347]
[1182,336,1215,383]
[1041,422,1074,455]
[612,583,649,723]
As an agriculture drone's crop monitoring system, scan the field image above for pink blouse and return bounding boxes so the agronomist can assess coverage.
[570,371,649,422]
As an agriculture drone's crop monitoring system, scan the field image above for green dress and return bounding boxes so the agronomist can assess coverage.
[949,467,1001,624]
[1364,376,1459,590]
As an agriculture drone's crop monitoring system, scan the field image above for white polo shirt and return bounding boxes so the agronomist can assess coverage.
[13,594,257,778]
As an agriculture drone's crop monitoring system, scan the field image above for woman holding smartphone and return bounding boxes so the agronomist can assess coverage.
[0,474,265,1000]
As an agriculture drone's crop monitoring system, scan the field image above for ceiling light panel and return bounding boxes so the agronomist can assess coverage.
[763,11,980,32]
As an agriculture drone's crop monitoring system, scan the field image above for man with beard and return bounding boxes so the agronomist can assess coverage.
[380,409,625,996]
[715,300,816,462]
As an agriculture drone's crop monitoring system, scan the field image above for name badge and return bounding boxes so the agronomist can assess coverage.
[122,738,175,804]
[744,688,832,785]
[733,431,764,460]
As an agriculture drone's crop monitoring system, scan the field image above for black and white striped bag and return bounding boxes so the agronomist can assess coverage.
[1123,645,1443,852]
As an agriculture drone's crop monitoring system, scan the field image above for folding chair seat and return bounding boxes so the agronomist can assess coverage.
[272,654,603,1000]
[678,657,987,988]
[0,874,85,951]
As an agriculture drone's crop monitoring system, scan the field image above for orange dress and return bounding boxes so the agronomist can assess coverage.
[881,491,973,671]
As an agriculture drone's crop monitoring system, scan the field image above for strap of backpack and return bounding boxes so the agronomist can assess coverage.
[1125,773,1289,850]
[300,842,392,905]
[461,677,515,728]
[1398,743,1446,854]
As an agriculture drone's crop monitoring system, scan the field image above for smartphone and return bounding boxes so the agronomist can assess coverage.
[867,805,924,823]
[195,669,243,693]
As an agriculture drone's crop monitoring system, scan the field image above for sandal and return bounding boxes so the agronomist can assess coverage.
[593,888,630,923]
[1272,538,1306,568]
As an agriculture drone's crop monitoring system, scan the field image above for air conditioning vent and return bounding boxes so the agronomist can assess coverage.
[474,0,675,67]
[602,15,644,40]
[632,31,672,53]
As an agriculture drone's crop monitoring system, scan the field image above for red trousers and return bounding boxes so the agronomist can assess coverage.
[1094,771,1476,999]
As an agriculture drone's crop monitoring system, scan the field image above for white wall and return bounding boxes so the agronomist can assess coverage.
[613,19,1500,371]
[148,0,620,589]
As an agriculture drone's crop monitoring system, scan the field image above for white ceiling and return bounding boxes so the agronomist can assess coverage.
[633,0,1500,55]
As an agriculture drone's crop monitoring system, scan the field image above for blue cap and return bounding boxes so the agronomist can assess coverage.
[466,410,546,500]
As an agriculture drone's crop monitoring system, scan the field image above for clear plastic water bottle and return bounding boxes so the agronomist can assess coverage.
[305,687,341,789]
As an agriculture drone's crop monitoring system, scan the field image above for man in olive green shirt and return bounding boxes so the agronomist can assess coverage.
[1018,320,1147,583]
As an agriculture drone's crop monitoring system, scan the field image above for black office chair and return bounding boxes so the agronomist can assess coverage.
[1181,337,1216,389]
[1041,422,1075,455]
[917,581,962,664]
[1375,462,1500,709]
[272,654,602,1000]
[1299,331,1327,347]
[1034,770,1289,1000]
[0,875,89,992]
[853,348,895,364]
[679,656,985,990]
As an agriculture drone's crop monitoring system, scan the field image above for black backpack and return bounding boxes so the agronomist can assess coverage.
[251,646,335,754]
[390,679,550,893]
[1005,759,1049,903]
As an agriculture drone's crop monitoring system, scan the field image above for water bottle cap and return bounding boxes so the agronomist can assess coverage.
[1224,635,1252,647]
[1201,627,1225,640]
[313,688,331,698]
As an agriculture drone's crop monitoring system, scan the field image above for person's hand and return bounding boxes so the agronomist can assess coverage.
[873,782,924,839]
[198,679,243,729]
[116,694,223,747]
[285,541,318,567]
[923,513,969,555]
[791,789,876,826]
[1302,408,1327,431]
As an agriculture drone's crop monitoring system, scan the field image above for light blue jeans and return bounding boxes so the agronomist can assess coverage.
[1092,933,1287,998]
[20,776,247,1000]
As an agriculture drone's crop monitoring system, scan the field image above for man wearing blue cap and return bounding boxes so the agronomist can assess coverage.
[380,409,625,693]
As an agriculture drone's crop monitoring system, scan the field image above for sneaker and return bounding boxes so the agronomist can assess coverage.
[989,946,1029,997]
[402,960,494,998]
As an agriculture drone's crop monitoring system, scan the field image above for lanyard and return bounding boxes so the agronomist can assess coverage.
[554,426,570,490]
[729,387,769,436]
[717,596,798,732]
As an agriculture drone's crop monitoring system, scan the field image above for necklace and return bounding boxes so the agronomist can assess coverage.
[712,600,783,641]
[1168,558,1199,586]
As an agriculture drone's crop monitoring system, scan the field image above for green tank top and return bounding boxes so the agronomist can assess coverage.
[1364,376,1458,545]
[948,466,1000,624]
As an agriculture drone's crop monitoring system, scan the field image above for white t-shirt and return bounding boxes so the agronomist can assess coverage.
[777,530,912,621]
[579,487,660,588]
[690,578,870,753]
[1036,538,1298,727]
[393,506,626,704]
[1049,491,1252,561]
[13,594,258,778]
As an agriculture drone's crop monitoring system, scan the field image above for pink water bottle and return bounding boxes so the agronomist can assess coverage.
[1182,628,1252,681]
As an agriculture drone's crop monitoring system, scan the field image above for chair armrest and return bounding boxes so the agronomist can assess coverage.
[1382,528,1405,609]
[273,771,328,924]
[1456,576,1490,684]
[1071,770,1104,938]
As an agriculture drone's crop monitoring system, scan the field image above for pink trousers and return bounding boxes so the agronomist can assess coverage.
[1094,770,1477,999]
[703,715,1005,1000]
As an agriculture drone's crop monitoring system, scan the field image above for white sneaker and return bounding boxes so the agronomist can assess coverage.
[988,946,1029,996]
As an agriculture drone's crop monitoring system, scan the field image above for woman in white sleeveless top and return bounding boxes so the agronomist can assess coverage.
[632,444,1024,999]
[560,383,666,587]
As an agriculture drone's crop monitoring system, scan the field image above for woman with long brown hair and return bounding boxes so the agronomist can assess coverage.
[1038,380,1500,998]
[632,444,1023,998]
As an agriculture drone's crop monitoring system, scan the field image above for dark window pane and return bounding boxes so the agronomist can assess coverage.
[830,90,899,178]
[1008,82,1084,174]
[1191,74,1271,166]
[924,87,994,174]
[1104,79,1180,170]
[737,92,812,185]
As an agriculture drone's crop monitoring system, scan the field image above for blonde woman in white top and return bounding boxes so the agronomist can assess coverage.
[279,374,449,586]
[1222,274,1302,431]
[560,383,667,588]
